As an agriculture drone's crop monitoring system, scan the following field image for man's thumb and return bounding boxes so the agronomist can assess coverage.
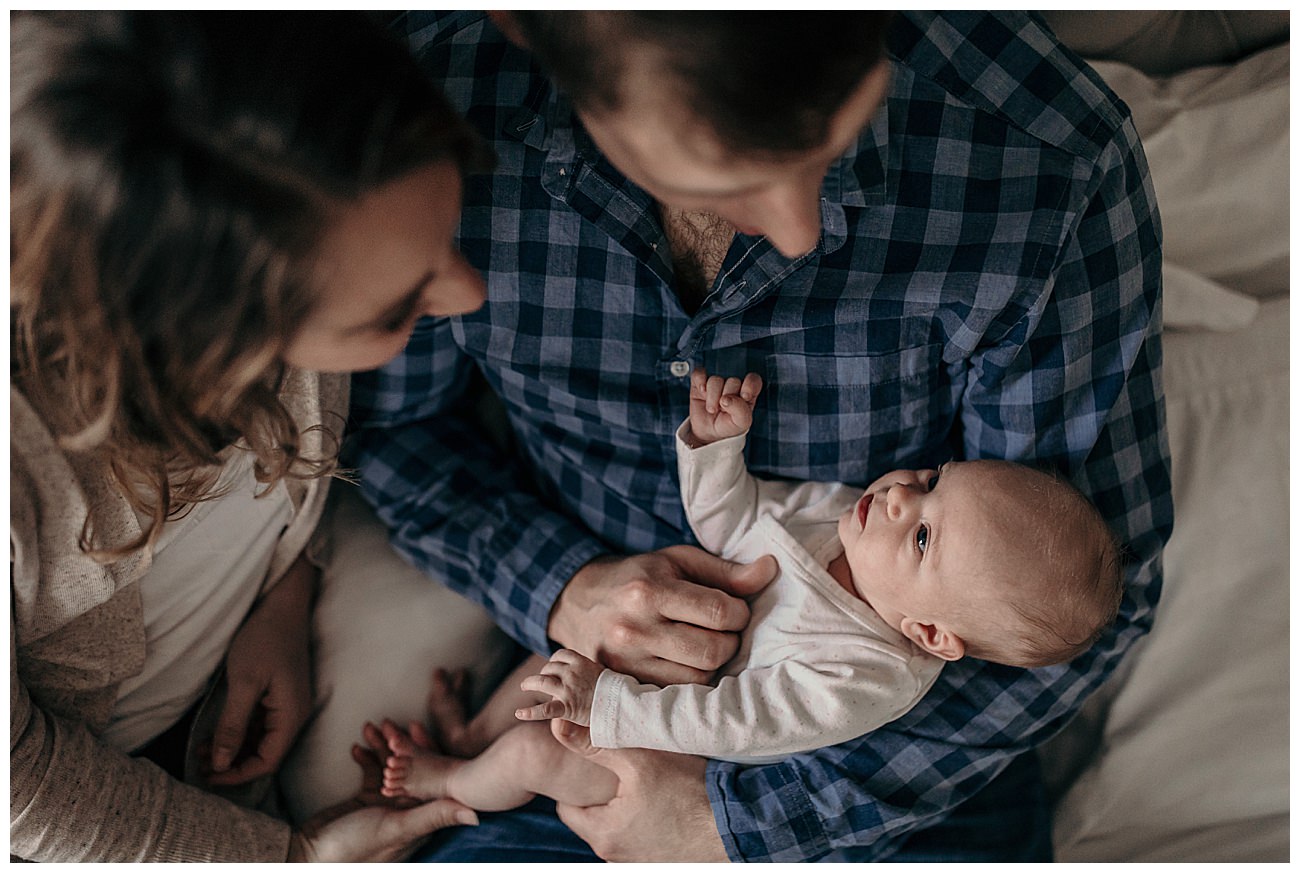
[727,554,779,595]
[671,546,779,598]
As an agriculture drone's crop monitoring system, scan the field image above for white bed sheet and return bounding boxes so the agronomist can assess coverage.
[1040,41,1290,861]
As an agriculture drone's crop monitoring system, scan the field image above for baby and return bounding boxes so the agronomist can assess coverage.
[369,369,1122,811]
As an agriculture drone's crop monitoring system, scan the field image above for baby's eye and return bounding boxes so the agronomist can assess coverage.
[927,468,942,491]
[916,524,930,554]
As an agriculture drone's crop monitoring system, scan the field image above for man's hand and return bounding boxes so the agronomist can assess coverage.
[549,546,778,686]
[686,368,763,447]
[550,720,728,862]
[515,648,602,725]
[207,558,315,785]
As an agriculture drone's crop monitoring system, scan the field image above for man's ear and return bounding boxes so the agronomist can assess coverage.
[487,11,528,48]
[901,618,965,662]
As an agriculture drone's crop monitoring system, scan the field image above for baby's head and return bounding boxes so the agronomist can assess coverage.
[837,459,1122,668]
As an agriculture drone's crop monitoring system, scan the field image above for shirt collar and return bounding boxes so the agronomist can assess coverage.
[829,84,891,208]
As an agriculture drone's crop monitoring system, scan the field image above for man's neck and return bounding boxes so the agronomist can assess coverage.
[658,204,733,315]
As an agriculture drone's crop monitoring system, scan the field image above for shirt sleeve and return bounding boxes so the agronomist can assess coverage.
[346,315,608,653]
[703,117,1172,861]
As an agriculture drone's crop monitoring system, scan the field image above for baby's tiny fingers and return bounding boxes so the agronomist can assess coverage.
[550,648,588,667]
[723,376,743,398]
[520,673,564,696]
[740,372,763,402]
[515,700,564,721]
[705,375,726,412]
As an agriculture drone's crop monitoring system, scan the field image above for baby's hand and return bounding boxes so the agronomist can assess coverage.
[515,648,602,726]
[688,368,764,446]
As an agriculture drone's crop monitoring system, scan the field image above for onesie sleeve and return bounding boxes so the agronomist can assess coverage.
[676,422,849,558]
[587,646,942,761]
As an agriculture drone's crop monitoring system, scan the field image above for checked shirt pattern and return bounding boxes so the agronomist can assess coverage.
[349,11,1173,862]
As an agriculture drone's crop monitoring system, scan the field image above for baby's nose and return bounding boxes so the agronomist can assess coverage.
[886,484,909,519]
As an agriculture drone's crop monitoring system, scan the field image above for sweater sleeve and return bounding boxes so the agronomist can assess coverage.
[9,624,292,862]
[8,623,292,862]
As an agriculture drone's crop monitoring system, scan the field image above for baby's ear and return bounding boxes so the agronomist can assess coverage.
[901,619,965,662]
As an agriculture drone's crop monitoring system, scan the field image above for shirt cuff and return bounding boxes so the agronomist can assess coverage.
[705,758,830,862]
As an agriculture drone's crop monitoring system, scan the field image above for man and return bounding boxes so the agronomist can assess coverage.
[349,11,1172,862]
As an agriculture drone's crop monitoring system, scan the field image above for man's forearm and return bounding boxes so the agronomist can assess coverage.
[348,412,605,653]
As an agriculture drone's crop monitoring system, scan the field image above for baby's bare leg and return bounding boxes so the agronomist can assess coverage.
[428,656,551,757]
[383,719,618,811]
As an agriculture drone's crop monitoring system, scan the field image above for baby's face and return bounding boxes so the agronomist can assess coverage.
[837,461,1000,631]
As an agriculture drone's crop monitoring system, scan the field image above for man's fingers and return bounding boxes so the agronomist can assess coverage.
[555,802,605,855]
[650,552,762,630]
[639,617,740,673]
[627,655,713,687]
[669,547,778,601]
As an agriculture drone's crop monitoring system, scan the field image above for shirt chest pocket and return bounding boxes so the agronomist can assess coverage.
[751,345,956,481]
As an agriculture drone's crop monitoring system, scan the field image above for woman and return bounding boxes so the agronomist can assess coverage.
[11,11,490,861]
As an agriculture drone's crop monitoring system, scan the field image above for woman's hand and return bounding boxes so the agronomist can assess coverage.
[207,557,316,785]
[289,727,478,861]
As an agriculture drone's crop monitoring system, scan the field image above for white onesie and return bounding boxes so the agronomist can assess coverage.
[587,422,943,764]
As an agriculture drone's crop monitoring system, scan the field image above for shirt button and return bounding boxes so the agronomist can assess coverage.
[669,360,691,378]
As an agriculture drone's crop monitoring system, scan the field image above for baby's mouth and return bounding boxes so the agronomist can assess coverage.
[857,493,873,527]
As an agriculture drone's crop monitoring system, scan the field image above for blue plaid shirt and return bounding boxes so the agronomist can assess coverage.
[350,11,1172,862]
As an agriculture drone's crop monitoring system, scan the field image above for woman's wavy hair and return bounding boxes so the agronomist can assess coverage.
[11,11,489,559]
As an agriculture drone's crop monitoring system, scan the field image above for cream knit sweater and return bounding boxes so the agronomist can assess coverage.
[10,370,347,862]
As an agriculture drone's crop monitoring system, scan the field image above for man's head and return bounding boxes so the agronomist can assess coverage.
[498,12,895,257]
[837,460,1123,668]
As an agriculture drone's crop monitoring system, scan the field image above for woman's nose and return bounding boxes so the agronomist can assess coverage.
[430,253,487,317]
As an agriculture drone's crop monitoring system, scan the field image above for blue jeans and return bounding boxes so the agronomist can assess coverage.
[411,751,1052,862]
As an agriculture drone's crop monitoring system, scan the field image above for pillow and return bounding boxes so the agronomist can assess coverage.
[1089,43,1289,310]
[279,486,516,822]
[1042,297,1290,861]
[1159,262,1259,332]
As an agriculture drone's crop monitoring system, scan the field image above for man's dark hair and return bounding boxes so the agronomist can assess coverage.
[510,12,896,156]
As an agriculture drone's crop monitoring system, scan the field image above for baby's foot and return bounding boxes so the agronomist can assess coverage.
[374,719,460,801]
[426,668,483,757]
